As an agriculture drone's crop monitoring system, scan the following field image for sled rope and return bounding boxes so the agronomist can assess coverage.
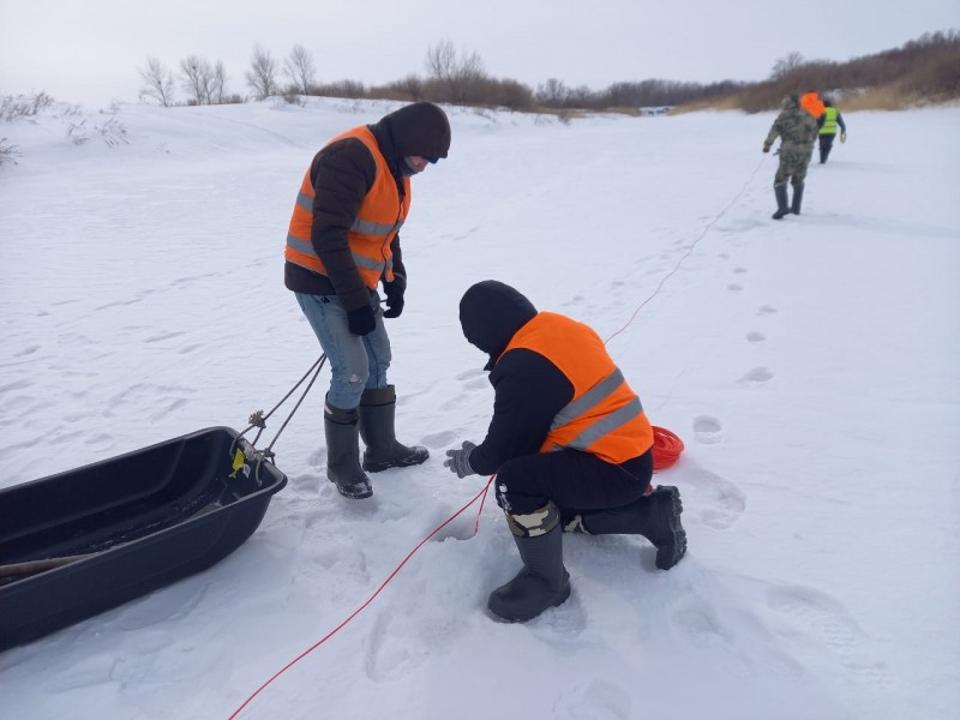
[605,155,766,345]
[231,355,328,481]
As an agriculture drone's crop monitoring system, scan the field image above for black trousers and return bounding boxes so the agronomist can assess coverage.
[819,134,835,163]
[495,448,653,515]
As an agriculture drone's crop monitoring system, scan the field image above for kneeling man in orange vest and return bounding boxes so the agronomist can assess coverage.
[444,281,687,622]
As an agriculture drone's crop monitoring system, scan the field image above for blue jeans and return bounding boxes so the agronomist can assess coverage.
[295,290,392,410]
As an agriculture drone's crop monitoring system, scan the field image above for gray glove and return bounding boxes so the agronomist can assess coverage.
[443,441,477,478]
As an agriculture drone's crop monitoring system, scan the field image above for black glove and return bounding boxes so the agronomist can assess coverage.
[443,441,477,478]
[347,305,376,336]
[382,279,405,319]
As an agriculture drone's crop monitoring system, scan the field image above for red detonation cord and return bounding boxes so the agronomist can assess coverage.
[227,477,495,720]
[225,155,761,713]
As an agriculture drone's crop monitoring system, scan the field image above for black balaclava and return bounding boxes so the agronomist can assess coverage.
[459,281,538,371]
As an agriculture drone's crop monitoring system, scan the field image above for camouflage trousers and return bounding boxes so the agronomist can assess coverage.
[773,145,814,188]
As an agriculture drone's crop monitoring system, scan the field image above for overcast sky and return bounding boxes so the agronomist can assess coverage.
[2,0,957,107]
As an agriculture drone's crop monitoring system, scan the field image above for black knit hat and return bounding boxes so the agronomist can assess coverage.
[378,102,451,160]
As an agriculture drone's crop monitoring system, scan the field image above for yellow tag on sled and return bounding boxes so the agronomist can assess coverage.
[229,449,246,478]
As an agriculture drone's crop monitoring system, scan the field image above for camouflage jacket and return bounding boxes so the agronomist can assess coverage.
[764,99,818,151]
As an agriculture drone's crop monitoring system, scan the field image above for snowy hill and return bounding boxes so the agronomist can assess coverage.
[1,97,958,720]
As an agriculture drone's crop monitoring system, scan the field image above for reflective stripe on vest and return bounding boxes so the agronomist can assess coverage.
[285,126,410,289]
[819,107,838,135]
[499,312,654,465]
[286,235,392,273]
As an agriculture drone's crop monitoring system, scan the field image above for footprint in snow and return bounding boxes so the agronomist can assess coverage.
[672,598,733,648]
[363,605,431,683]
[766,584,893,688]
[552,679,632,720]
[290,472,320,496]
[746,331,766,343]
[727,283,743,292]
[676,462,746,530]
[421,429,458,448]
[693,416,723,444]
[14,344,40,357]
[526,587,587,644]
[757,304,778,315]
[733,267,748,274]
[738,367,773,384]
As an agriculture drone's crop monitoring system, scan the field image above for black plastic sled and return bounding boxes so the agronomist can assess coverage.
[0,426,286,651]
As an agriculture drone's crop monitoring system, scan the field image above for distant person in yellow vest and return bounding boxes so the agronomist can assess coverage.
[817,97,847,164]
[443,280,687,622]
[285,102,451,499]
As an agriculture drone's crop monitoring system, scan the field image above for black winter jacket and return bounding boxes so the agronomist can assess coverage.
[460,281,649,478]
[284,102,451,311]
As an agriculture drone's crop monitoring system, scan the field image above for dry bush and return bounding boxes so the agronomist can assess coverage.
[0,137,20,166]
[1,92,54,121]
[369,75,425,102]
[310,80,366,99]
[718,30,960,112]
[670,95,743,114]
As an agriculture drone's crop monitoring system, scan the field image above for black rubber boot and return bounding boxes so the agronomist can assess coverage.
[567,486,687,570]
[790,183,804,215]
[772,185,790,220]
[324,403,372,499]
[820,141,832,164]
[488,503,571,622]
[357,385,429,472]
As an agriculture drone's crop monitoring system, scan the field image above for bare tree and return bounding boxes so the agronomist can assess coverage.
[246,45,280,100]
[425,40,457,83]
[424,40,486,103]
[139,57,175,107]
[211,60,228,104]
[180,54,215,105]
[535,78,570,107]
[770,51,806,80]
[284,44,316,95]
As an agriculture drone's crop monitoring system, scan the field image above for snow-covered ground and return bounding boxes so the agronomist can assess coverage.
[1,97,958,720]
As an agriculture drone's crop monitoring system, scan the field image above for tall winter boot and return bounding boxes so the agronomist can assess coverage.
[790,183,804,215]
[772,185,790,220]
[488,502,571,622]
[324,402,373,499]
[820,142,832,164]
[564,485,687,570]
[357,385,429,472]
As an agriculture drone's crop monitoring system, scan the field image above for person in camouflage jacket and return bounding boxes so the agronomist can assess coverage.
[763,94,819,219]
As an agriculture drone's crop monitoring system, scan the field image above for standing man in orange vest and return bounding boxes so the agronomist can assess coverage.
[286,102,451,499]
[443,281,687,622]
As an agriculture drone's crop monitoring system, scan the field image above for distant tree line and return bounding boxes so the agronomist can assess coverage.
[135,40,746,112]
[137,31,960,114]
[735,30,960,111]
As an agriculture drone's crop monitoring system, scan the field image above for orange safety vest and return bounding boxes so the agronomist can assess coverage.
[800,92,825,119]
[285,126,410,289]
[499,312,654,465]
